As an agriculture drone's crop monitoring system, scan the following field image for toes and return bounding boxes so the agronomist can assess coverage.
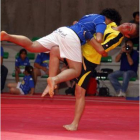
[41,89,49,97]
[41,92,47,97]
[49,89,54,98]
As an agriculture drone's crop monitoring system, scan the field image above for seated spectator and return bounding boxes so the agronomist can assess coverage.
[108,40,139,97]
[128,11,139,50]
[130,11,139,24]
[15,49,30,83]
[1,46,8,92]
[34,53,49,84]
[7,65,35,95]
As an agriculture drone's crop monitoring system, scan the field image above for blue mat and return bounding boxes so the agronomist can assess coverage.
[126,96,139,101]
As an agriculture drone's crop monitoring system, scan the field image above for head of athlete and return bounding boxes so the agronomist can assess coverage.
[117,23,139,38]
[100,8,122,25]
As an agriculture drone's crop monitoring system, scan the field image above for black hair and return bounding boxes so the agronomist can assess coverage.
[25,65,35,85]
[100,8,122,25]
[125,39,133,45]
[133,11,139,18]
[19,49,27,56]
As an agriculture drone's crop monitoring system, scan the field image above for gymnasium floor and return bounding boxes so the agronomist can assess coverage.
[1,93,139,140]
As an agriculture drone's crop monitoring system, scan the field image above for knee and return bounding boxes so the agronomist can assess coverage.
[123,72,130,80]
[10,88,15,93]
[123,72,129,77]
[50,46,60,56]
[75,92,83,99]
[108,73,113,80]
[75,85,85,99]
[27,42,36,52]
[7,83,12,88]
[108,74,111,79]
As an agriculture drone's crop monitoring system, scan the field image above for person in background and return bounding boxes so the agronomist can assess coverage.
[15,49,30,83]
[130,11,139,24]
[1,8,121,97]
[34,53,49,84]
[108,40,139,97]
[129,11,139,50]
[7,65,35,95]
[1,46,8,92]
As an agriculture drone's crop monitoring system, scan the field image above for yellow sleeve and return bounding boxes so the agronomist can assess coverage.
[101,33,124,52]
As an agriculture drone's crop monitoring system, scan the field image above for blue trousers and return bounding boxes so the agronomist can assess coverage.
[108,70,137,93]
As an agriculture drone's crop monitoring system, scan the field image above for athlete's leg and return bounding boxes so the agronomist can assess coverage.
[42,46,62,97]
[1,31,49,52]
[42,46,82,97]
[61,64,73,88]
[45,59,82,97]
[10,87,21,95]
[7,83,17,88]
[63,58,97,131]
[63,84,86,131]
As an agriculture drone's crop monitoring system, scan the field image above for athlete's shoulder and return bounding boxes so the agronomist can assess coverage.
[105,22,119,34]
[81,14,102,20]
[16,56,21,61]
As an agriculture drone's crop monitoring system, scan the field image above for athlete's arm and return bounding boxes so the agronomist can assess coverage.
[102,33,124,53]
[73,21,78,25]
[94,17,106,43]
[28,88,34,95]
[88,38,108,57]
[86,18,106,55]
[96,33,104,43]
[115,45,125,62]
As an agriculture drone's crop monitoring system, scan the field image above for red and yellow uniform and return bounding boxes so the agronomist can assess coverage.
[82,22,124,64]
[77,22,124,89]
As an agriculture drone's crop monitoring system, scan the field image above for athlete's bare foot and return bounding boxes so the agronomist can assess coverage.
[1,31,9,41]
[41,85,49,97]
[63,124,78,131]
[41,85,58,97]
[47,77,56,98]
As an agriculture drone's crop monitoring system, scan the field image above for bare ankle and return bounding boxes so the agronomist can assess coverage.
[53,76,60,84]
[71,123,78,128]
